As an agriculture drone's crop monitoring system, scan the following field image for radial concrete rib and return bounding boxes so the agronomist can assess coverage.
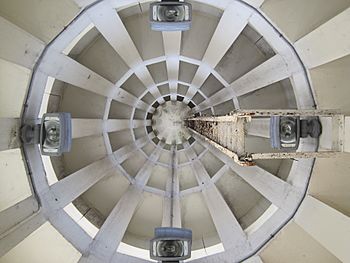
[113,136,149,163]
[192,252,265,263]
[72,119,104,139]
[37,51,147,111]
[0,196,39,236]
[295,7,350,69]
[162,146,181,228]
[19,146,99,255]
[0,118,20,151]
[193,0,265,9]
[112,252,150,263]
[295,195,350,263]
[48,208,93,254]
[38,51,114,97]
[43,156,117,210]
[113,88,149,111]
[45,139,148,208]
[72,118,147,139]
[0,211,46,258]
[0,16,45,69]
[192,134,302,214]
[231,54,291,97]
[184,2,253,101]
[184,142,251,253]
[163,31,181,101]
[248,13,315,109]
[198,54,291,111]
[87,2,164,103]
[78,146,163,263]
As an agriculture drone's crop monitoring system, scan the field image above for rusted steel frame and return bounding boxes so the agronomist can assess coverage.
[251,151,341,160]
[332,115,345,152]
[187,116,247,155]
[187,115,251,123]
[233,109,339,117]
[187,109,339,122]
[189,128,254,166]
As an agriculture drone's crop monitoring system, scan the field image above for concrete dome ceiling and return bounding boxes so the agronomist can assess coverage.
[12,0,346,262]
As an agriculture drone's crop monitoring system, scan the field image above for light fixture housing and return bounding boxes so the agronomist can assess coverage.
[150,1,192,31]
[270,116,300,150]
[40,112,72,156]
[150,227,192,262]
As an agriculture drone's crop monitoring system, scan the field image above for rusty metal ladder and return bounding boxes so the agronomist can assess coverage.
[186,109,344,166]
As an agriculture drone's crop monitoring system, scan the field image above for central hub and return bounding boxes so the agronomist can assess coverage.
[152,101,192,145]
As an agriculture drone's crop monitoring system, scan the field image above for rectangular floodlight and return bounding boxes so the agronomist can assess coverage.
[150,227,192,262]
[150,1,192,31]
[40,112,72,156]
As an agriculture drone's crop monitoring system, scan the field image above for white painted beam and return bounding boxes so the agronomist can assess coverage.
[0,196,39,235]
[0,16,44,69]
[248,13,315,110]
[196,87,233,112]
[19,145,94,255]
[246,118,270,139]
[113,136,149,163]
[287,138,316,189]
[112,252,150,263]
[231,55,291,97]
[43,156,116,210]
[38,51,148,110]
[184,143,250,253]
[113,88,149,111]
[185,2,253,100]
[295,195,350,263]
[107,119,146,132]
[72,119,103,139]
[72,119,148,139]
[0,118,20,151]
[192,133,302,214]
[78,147,162,263]
[51,14,92,53]
[38,51,114,97]
[48,208,93,254]
[295,8,350,69]
[0,211,46,258]
[78,187,143,263]
[191,0,265,10]
[198,55,291,111]
[162,146,181,228]
[230,164,300,214]
[87,2,163,102]
[163,31,181,101]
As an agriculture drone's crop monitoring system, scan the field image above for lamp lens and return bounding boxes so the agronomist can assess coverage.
[158,5,185,22]
[280,118,296,143]
[44,120,60,148]
[156,240,184,257]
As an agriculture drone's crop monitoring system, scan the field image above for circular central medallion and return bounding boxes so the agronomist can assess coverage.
[152,101,192,145]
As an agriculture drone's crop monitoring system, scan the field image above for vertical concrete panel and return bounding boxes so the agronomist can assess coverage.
[260,222,342,263]
[295,196,350,263]
[0,149,31,212]
[0,0,79,43]
[0,59,31,118]
[0,222,81,263]
[261,0,350,42]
